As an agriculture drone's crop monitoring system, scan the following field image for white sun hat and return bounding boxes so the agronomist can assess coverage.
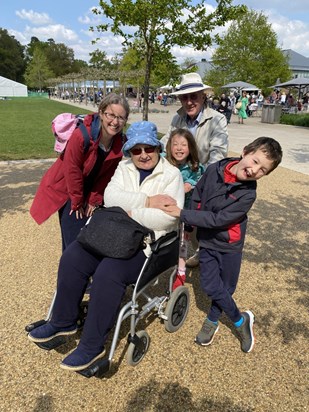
[172,73,212,95]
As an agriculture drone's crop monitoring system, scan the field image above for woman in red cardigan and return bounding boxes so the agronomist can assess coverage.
[30,93,130,250]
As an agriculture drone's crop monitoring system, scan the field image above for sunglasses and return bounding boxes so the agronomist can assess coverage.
[130,147,156,155]
[178,93,201,101]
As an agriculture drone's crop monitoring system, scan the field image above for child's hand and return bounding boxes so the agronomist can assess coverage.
[184,183,192,193]
[147,194,176,210]
[163,204,181,217]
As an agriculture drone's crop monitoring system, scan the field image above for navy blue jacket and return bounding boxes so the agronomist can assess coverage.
[180,157,257,253]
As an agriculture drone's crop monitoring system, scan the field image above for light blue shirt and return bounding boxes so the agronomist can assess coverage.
[186,111,203,137]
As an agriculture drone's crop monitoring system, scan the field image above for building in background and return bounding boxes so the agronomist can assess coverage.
[282,49,309,78]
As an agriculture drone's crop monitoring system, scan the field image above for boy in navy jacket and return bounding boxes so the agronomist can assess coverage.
[163,137,282,352]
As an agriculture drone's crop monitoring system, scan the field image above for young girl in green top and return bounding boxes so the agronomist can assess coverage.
[165,128,204,289]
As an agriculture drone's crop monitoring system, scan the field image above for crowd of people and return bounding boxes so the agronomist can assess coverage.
[28,73,283,373]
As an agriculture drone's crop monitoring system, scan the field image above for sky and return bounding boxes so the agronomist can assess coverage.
[1,0,309,64]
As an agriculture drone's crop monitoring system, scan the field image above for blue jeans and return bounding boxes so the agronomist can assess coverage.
[199,248,242,323]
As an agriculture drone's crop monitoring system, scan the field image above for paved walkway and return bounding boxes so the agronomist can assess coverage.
[52,98,309,175]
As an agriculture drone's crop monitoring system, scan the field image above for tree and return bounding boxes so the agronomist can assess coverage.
[0,28,26,82]
[45,42,75,77]
[205,9,291,95]
[151,50,181,88]
[89,49,112,70]
[71,59,89,73]
[181,58,198,72]
[25,48,54,90]
[91,0,246,120]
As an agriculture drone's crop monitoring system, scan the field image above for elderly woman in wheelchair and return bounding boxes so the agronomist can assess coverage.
[27,121,189,376]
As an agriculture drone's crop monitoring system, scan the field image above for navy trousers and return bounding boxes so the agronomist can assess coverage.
[199,248,242,323]
[51,240,147,354]
[58,200,88,251]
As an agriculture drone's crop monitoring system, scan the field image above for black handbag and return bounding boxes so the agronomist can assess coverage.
[77,206,155,259]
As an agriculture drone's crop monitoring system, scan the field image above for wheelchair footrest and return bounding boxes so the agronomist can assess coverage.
[77,358,111,378]
[34,336,66,351]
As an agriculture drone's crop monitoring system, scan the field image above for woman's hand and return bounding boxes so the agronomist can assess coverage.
[84,204,96,217]
[147,194,176,210]
[70,206,84,219]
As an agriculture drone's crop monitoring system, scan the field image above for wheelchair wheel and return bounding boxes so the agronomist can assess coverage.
[164,286,190,333]
[127,330,150,366]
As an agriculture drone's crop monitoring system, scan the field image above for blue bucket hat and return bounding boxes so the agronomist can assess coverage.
[122,121,164,157]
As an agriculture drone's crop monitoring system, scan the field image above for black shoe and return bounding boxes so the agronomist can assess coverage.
[236,311,255,353]
[195,318,219,346]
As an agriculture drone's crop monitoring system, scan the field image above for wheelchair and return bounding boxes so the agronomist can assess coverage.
[25,231,190,378]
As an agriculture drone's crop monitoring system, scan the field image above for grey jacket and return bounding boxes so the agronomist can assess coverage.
[161,105,228,168]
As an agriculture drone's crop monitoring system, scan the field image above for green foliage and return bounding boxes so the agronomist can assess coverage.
[0,28,26,82]
[89,49,112,70]
[0,98,92,160]
[45,42,75,77]
[25,49,54,90]
[71,59,89,73]
[205,9,291,95]
[92,0,247,118]
[280,114,309,127]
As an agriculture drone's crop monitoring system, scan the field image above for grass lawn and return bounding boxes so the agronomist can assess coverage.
[0,97,92,160]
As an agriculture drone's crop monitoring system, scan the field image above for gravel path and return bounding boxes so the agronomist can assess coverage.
[1,160,308,412]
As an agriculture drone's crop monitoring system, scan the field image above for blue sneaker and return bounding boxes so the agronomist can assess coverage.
[28,322,77,343]
[60,347,106,371]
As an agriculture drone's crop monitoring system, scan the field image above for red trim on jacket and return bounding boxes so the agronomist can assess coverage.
[224,160,239,183]
[224,160,242,243]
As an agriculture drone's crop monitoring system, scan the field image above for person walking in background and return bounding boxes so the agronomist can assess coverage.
[163,137,283,353]
[237,90,249,124]
[218,93,232,124]
[257,92,264,109]
[165,128,204,289]
[30,93,130,251]
[161,72,228,268]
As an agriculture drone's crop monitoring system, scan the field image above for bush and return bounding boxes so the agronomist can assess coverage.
[280,113,309,127]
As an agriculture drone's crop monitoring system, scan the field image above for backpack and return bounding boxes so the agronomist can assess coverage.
[52,113,101,154]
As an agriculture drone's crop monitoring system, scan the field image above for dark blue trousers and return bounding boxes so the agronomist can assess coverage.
[199,248,242,323]
[50,240,147,354]
[58,200,88,251]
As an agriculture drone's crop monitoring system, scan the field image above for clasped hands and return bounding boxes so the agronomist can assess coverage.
[147,194,181,217]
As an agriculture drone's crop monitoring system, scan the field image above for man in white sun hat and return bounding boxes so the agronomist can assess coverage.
[161,72,229,268]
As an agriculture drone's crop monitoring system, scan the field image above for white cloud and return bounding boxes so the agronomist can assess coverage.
[267,12,309,56]
[24,24,79,43]
[171,45,213,63]
[15,9,52,25]
[8,29,28,45]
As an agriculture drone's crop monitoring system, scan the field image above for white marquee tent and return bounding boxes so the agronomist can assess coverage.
[0,76,28,97]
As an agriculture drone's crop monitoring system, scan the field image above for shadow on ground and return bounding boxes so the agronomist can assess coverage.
[123,379,253,412]
[0,161,52,217]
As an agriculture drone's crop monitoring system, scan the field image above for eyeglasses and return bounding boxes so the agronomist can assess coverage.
[130,147,156,155]
[104,112,127,123]
[178,93,201,102]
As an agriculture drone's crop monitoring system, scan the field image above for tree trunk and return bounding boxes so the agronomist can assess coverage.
[142,49,152,121]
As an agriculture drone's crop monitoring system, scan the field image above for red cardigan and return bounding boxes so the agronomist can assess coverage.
[30,113,125,225]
